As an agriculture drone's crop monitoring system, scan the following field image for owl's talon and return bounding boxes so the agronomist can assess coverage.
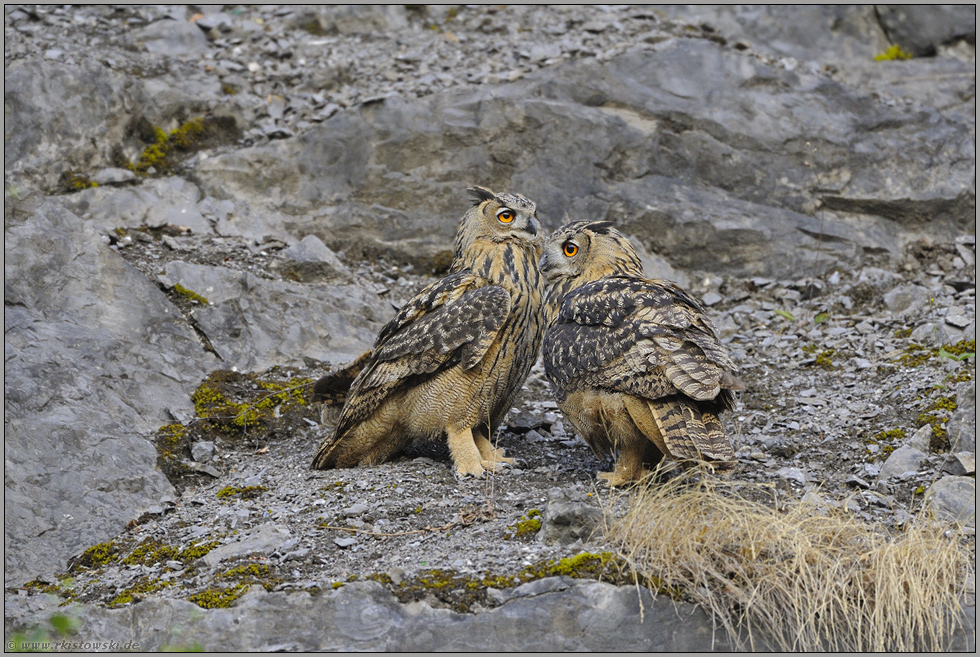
[479,459,512,473]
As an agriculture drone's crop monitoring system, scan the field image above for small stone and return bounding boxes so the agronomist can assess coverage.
[509,576,569,599]
[942,452,976,477]
[883,284,930,317]
[333,537,357,548]
[539,493,603,546]
[906,425,933,452]
[387,567,405,586]
[774,467,807,485]
[879,446,927,479]
[92,167,136,185]
[945,312,970,329]
[845,475,870,489]
[343,503,369,517]
[925,476,976,527]
[180,460,222,478]
[191,441,215,462]
[283,548,310,562]
[204,523,291,567]
[701,291,723,306]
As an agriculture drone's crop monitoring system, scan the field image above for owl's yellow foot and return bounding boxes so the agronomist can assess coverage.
[448,426,486,478]
[481,459,514,473]
[474,432,514,465]
[598,443,648,486]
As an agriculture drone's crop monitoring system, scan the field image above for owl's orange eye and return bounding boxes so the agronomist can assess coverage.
[563,241,578,257]
[497,208,515,223]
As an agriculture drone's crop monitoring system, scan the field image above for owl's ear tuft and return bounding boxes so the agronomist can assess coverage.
[467,186,496,206]
[586,221,616,235]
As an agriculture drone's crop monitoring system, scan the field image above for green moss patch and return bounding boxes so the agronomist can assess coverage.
[874,45,914,61]
[69,542,119,572]
[109,577,174,607]
[173,284,210,306]
[190,370,313,433]
[154,367,317,492]
[121,539,178,566]
[505,509,542,539]
[350,551,635,613]
[179,540,221,562]
[216,485,268,500]
[58,170,99,193]
[898,340,975,368]
[126,116,240,176]
[187,584,249,609]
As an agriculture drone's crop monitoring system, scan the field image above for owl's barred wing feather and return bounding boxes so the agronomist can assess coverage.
[545,276,740,406]
[330,271,511,441]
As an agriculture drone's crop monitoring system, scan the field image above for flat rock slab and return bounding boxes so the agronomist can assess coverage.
[4,200,217,585]
[18,581,741,652]
[158,260,389,370]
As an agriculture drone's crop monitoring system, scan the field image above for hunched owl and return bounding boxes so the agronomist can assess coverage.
[540,221,741,486]
[311,186,544,478]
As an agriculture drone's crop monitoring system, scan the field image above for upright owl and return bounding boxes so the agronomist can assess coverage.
[540,221,741,486]
[311,186,544,477]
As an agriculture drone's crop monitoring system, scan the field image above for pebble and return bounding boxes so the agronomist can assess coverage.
[879,446,928,479]
[92,168,136,185]
[925,476,977,527]
[906,425,933,452]
[191,441,216,462]
[774,467,807,485]
[343,503,369,517]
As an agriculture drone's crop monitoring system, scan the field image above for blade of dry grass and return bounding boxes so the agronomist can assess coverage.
[605,467,974,652]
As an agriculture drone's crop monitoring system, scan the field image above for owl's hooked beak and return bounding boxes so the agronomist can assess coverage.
[538,249,556,274]
[524,216,539,237]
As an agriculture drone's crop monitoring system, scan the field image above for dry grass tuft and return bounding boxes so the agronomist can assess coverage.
[606,467,974,652]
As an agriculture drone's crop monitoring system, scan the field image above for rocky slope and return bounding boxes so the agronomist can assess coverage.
[4,4,975,651]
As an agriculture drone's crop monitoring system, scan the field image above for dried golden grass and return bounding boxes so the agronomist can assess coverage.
[606,467,974,651]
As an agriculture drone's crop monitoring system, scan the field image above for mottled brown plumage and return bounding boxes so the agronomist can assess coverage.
[540,221,741,485]
[311,186,544,477]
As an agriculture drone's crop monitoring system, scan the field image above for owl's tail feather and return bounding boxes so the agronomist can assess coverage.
[648,396,735,467]
[312,350,373,405]
[311,432,345,469]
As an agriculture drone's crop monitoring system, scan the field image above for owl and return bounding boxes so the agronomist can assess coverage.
[311,186,544,478]
[540,221,741,486]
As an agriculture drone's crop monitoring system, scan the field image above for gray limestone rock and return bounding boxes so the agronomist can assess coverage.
[92,168,137,186]
[4,201,217,585]
[879,445,928,479]
[883,284,931,317]
[906,424,934,452]
[16,581,746,652]
[539,493,603,546]
[925,476,976,527]
[292,5,409,36]
[947,381,976,453]
[203,524,292,567]
[130,19,210,58]
[195,40,973,278]
[157,260,388,370]
[876,5,976,56]
[4,59,144,191]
